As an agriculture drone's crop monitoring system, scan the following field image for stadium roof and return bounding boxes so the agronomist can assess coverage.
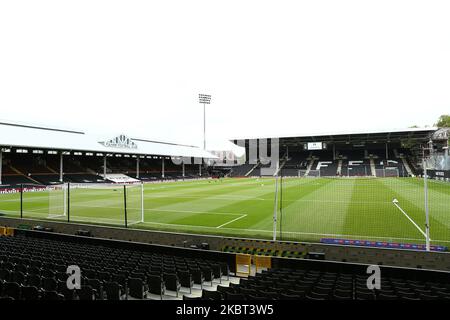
[232,127,438,146]
[0,121,216,158]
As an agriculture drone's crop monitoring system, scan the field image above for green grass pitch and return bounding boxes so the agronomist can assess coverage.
[0,177,449,246]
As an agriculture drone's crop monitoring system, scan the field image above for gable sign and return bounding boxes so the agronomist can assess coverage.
[100,134,138,149]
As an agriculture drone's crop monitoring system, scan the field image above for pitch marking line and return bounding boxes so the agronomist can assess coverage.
[3,210,448,244]
[216,214,247,229]
[73,204,244,216]
[392,199,428,239]
[136,221,450,243]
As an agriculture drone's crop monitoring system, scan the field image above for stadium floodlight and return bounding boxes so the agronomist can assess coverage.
[198,94,211,104]
[199,94,211,150]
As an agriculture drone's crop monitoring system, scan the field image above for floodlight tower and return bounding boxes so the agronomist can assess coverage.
[198,94,211,151]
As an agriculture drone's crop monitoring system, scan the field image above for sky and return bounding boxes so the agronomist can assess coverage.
[0,0,449,152]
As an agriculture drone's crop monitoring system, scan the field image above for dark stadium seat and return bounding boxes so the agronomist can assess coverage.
[112,274,127,289]
[280,293,300,300]
[200,267,213,286]
[128,278,145,299]
[182,295,202,300]
[178,270,194,293]
[202,289,222,300]
[41,269,55,279]
[57,280,75,300]
[226,292,246,300]
[104,282,122,300]
[355,291,375,300]
[77,286,96,300]
[259,291,279,300]
[191,269,204,289]
[12,271,26,284]
[86,278,103,299]
[97,271,111,283]
[0,269,11,282]
[220,263,230,280]
[41,290,64,300]
[247,294,267,300]
[216,285,235,295]
[15,264,27,274]
[211,264,223,284]
[41,277,57,291]
[3,282,21,300]
[0,296,15,301]
[21,286,40,300]
[26,274,41,287]
[163,273,181,297]
[287,289,306,298]
[147,275,165,299]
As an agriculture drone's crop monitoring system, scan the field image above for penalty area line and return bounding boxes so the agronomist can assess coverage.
[216,214,247,229]
[392,199,428,240]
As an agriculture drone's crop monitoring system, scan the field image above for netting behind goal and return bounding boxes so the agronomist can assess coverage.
[375,168,400,177]
[18,184,67,221]
[125,183,144,225]
[298,169,321,177]
[68,183,143,226]
[277,175,449,248]
[48,184,67,219]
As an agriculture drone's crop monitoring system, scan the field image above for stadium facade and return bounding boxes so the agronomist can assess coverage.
[0,121,217,186]
[227,127,449,179]
[1,121,450,302]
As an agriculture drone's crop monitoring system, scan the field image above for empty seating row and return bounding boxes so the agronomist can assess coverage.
[0,234,230,300]
[185,267,450,300]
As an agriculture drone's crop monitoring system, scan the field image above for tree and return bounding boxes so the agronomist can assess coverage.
[435,115,450,128]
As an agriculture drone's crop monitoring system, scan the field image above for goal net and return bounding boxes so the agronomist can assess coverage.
[18,183,67,221]
[48,184,67,219]
[125,183,145,226]
[298,169,321,177]
[375,168,400,178]
[67,182,144,226]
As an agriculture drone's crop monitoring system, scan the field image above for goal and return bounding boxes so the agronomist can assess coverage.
[298,169,321,177]
[55,182,145,226]
[375,168,400,178]
[48,184,67,219]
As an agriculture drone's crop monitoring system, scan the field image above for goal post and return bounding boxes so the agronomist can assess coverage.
[375,168,400,178]
[298,169,321,177]
[17,183,67,220]
[126,182,145,225]
[60,182,145,227]
[308,170,321,178]
[48,183,67,219]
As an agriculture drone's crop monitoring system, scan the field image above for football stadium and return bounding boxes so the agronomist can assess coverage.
[2,1,450,310]
[0,120,449,303]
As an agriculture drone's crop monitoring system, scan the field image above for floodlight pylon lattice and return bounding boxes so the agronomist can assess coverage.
[198,94,212,151]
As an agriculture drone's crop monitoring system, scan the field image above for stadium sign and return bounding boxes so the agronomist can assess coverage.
[100,134,138,149]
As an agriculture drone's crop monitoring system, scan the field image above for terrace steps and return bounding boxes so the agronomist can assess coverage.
[244,162,259,177]
[400,157,414,176]
[304,159,315,177]
[9,165,40,184]
[46,166,58,174]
